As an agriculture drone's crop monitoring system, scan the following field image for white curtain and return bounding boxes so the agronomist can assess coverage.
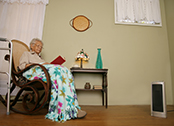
[115,0,161,25]
[0,0,49,45]
[0,0,48,84]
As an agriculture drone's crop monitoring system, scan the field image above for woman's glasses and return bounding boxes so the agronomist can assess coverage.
[35,44,43,49]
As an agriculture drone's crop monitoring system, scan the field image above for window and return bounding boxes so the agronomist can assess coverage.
[114,0,162,26]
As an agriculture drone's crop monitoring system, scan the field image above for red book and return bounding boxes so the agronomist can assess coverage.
[50,55,66,65]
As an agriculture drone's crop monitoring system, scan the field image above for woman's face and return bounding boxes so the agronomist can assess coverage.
[31,41,43,55]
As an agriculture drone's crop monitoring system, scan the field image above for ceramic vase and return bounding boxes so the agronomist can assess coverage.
[95,48,103,69]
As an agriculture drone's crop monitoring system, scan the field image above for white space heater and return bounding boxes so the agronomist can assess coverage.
[151,81,167,118]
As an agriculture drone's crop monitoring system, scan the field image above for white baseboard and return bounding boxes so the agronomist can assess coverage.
[0,80,20,96]
[0,80,8,95]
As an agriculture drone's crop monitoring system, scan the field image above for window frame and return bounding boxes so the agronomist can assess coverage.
[114,0,162,27]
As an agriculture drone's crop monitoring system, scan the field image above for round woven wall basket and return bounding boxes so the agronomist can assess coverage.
[70,15,93,32]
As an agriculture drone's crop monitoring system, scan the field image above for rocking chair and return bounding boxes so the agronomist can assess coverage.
[0,39,51,114]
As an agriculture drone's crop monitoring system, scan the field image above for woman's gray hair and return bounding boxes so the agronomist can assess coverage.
[30,38,43,50]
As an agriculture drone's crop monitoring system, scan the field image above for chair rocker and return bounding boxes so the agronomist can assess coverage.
[0,39,51,114]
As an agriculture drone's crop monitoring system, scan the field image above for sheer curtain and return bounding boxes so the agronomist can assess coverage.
[0,0,49,94]
[114,0,161,25]
[0,0,49,45]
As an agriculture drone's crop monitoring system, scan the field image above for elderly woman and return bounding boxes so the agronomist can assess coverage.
[19,38,86,122]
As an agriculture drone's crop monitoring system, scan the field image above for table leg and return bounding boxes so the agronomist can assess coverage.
[102,90,104,106]
[105,88,108,108]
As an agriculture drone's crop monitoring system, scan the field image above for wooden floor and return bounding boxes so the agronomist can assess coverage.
[0,103,174,126]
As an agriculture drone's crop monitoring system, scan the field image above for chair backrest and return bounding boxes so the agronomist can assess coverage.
[11,40,30,71]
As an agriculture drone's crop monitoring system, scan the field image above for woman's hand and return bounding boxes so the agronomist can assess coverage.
[42,62,50,65]
[25,62,49,68]
[26,64,31,68]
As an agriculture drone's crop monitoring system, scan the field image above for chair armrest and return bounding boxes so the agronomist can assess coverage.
[12,64,51,89]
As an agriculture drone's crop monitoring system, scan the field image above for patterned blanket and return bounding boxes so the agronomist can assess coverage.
[23,64,80,122]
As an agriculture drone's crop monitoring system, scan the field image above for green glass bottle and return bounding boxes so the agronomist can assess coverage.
[95,48,103,69]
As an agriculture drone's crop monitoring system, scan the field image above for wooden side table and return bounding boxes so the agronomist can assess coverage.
[70,67,108,108]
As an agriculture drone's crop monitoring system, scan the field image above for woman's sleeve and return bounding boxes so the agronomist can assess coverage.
[19,52,29,70]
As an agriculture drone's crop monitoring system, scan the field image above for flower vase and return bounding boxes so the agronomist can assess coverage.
[95,48,103,69]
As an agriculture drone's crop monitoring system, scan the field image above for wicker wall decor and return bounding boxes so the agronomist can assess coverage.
[70,15,93,32]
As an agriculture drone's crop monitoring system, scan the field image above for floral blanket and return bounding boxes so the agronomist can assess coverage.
[23,64,80,122]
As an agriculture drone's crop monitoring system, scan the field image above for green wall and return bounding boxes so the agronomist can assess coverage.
[164,0,174,104]
[42,0,173,105]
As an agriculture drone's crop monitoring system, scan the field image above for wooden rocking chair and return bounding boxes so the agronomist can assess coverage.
[0,39,51,114]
